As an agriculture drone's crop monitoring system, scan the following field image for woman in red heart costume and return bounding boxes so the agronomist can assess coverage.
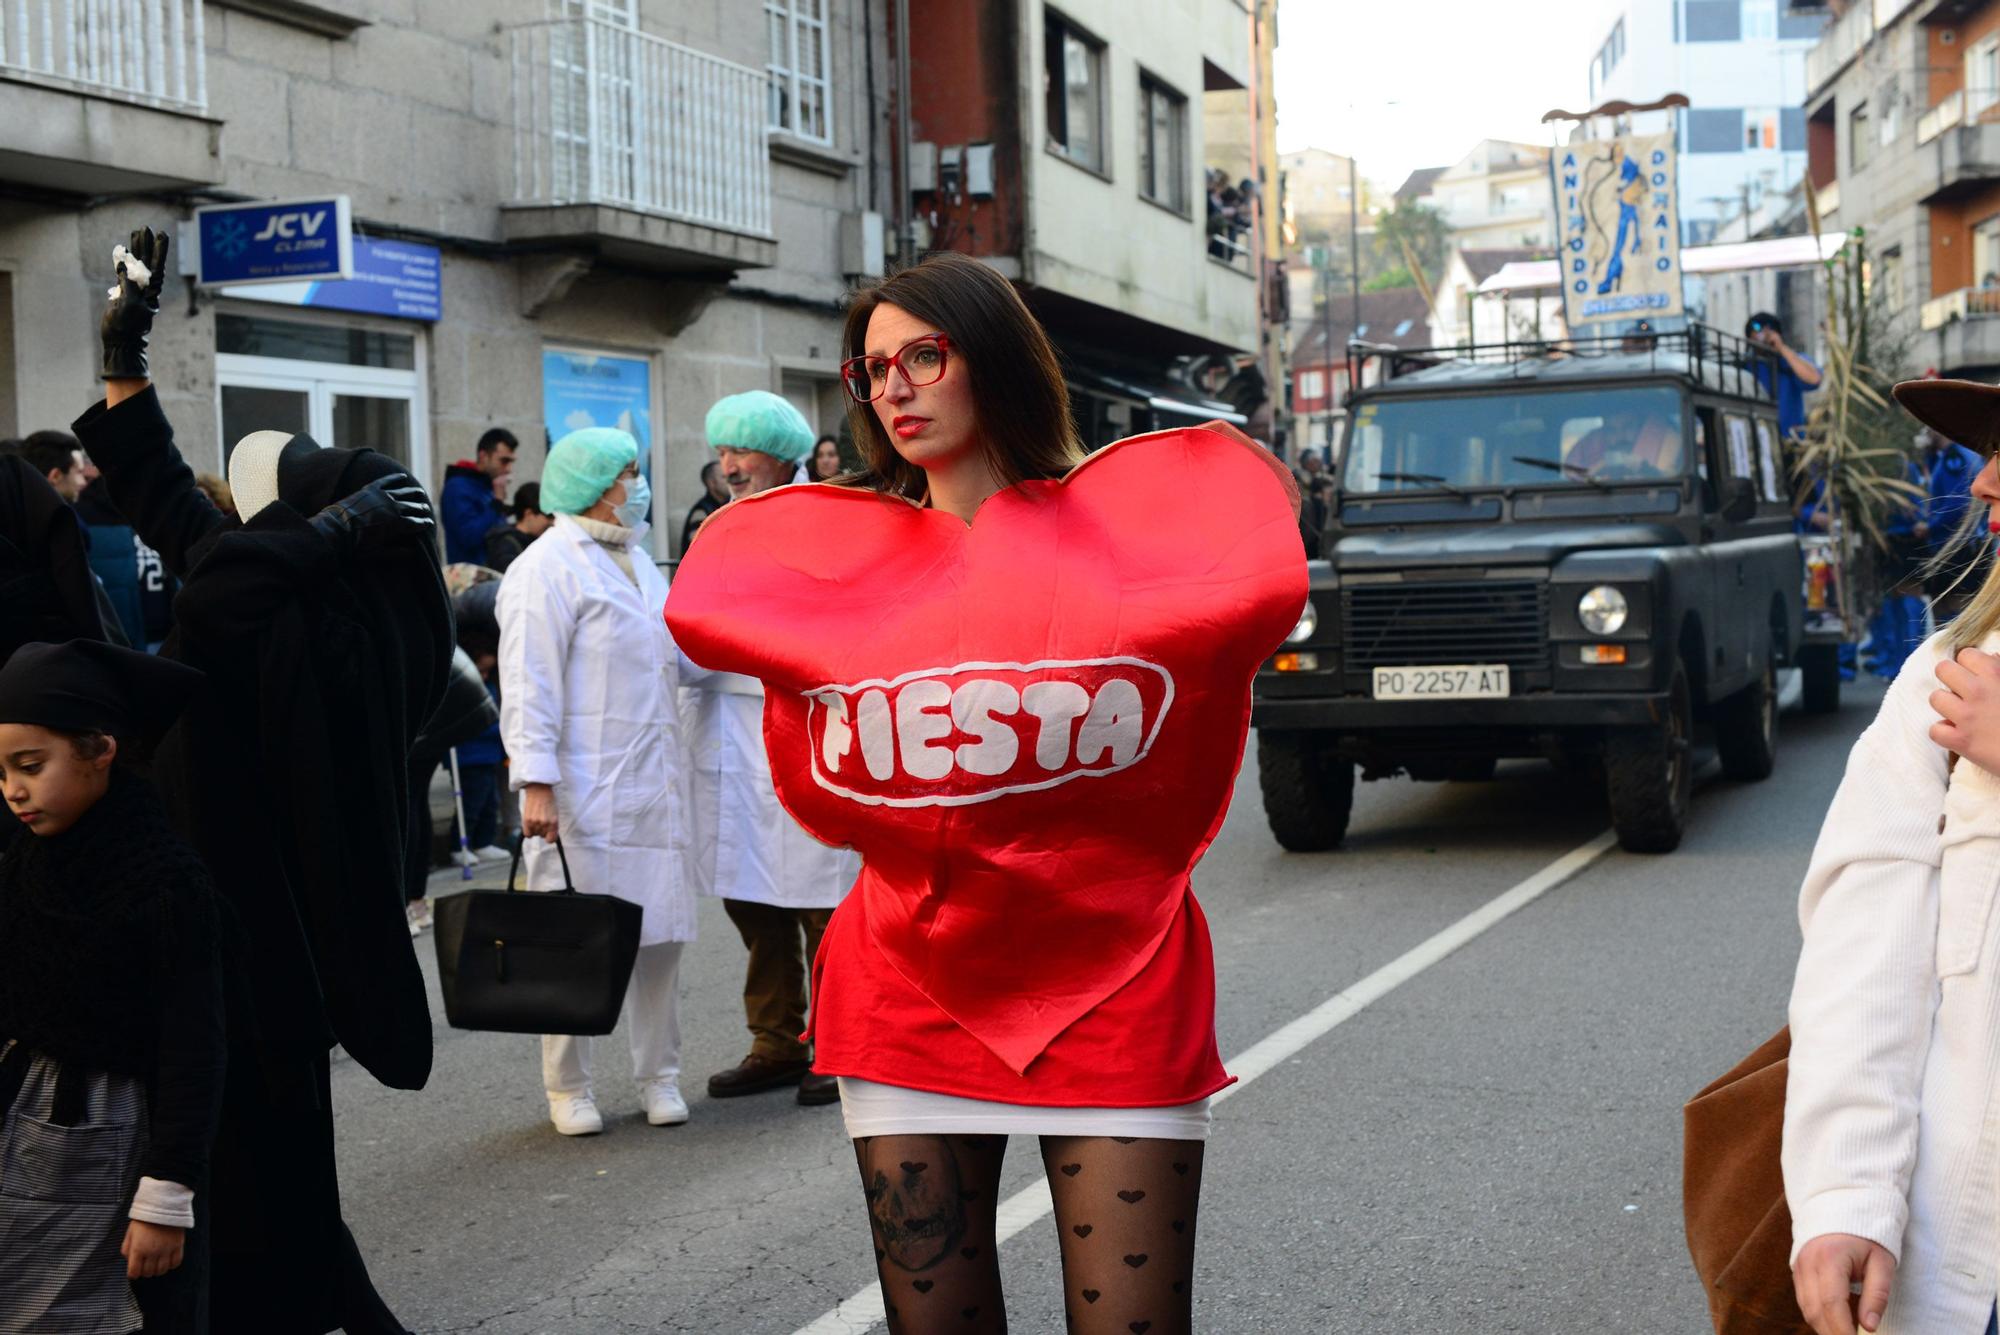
[667,253,1304,1333]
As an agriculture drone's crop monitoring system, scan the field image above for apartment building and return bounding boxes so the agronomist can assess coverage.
[0,0,897,558]
[1587,0,1824,243]
[0,0,1275,558]
[1414,140,1557,250]
[1804,0,2000,378]
[900,0,1269,449]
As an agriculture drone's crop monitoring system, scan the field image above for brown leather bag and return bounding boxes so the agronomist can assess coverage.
[1683,1026,1813,1335]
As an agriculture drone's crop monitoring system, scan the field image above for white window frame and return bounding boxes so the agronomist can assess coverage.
[1969,37,2000,119]
[1973,216,2000,288]
[1742,0,1776,41]
[1744,107,1779,151]
[766,0,833,145]
[214,358,430,485]
[1044,10,1108,175]
[1299,369,1326,401]
[1136,68,1188,214]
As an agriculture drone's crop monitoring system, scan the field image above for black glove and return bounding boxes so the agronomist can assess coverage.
[100,226,170,381]
[310,475,436,557]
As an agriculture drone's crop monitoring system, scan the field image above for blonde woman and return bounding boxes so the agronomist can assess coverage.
[1786,379,2000,1335]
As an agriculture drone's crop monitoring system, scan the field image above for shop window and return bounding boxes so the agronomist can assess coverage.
[1045,11,1106,174]
[767,0,832,144]
[1138,71,1188,213]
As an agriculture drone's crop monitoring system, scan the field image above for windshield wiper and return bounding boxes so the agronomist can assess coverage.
[1512,456,1610,491]
[1375,471,1468,498]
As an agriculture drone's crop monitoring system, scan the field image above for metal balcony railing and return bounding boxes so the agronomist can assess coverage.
[0,0,207,112]
[1921,286,2000,332]
[510,18,773,240]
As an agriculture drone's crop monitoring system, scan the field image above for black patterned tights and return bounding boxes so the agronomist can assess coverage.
[854,1132,1204,1335]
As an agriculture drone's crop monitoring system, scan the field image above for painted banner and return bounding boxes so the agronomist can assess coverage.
[542,346,653,463]
[1551,133,1684,327]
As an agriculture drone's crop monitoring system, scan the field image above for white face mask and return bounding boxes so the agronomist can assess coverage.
[614,471,651,529]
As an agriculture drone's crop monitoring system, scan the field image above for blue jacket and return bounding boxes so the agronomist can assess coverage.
[440,463,507,566]
[455,681,505,766]
[1927,442,1984,546]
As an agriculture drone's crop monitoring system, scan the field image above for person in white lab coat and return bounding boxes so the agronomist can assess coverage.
[497,426,694,1137]
[684,392,860,1108]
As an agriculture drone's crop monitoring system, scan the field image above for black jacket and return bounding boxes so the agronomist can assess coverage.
[0,455,105,658]
[74,387,450,1091]
[0,772,225,1195]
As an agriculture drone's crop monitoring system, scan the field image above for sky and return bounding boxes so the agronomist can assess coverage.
[1274,0,1619,193]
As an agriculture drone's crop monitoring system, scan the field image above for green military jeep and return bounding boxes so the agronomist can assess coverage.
[1255,328,1841,854]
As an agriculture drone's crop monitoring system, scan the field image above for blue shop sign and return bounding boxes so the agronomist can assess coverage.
[220,237,442,322]
[194,196,353,285]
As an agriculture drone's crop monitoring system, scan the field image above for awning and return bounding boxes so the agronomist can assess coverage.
[1062,356,1248,424]
[1476,232,1850,295]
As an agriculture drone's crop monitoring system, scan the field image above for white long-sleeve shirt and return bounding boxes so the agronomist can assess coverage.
[1784,631,2000,1333]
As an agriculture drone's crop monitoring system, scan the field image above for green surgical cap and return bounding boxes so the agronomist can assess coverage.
[705,391,814,463]
[541,427,638,515]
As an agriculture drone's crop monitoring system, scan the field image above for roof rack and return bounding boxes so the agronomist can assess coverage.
[1353,323,1779,404]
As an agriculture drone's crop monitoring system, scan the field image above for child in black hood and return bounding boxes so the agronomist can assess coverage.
[0,639,223,1335]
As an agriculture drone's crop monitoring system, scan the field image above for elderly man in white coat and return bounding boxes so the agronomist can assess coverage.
[498,426,695,1136]
[683,392,860,1108]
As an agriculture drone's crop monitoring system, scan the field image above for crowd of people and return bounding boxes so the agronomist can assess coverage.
[0,234,1309,1335]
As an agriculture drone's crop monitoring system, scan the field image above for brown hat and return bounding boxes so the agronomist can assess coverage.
[1893,379,2000,455]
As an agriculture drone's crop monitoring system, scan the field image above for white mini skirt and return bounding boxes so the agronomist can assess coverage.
[837,1077,1213,1141]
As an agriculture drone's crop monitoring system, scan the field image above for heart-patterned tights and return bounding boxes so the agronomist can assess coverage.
[853,1132,1204,1334]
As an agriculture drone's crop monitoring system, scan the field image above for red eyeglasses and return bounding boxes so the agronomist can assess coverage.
[841,334,952,403]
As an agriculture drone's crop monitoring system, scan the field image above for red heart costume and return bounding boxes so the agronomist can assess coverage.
[666,426,1305,1106]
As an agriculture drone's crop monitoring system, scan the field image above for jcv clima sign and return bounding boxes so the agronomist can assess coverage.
[193,196,354,286]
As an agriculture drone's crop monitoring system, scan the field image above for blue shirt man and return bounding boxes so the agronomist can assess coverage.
[439,427,518,566]
[1924,433,1984,548]
[1746,312,1823,444]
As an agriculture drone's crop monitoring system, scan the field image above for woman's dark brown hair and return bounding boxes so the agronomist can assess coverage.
[841,251,1083,498]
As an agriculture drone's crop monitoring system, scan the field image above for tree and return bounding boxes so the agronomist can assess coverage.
[1372,201,1449,289]
[1363,266,1414,293]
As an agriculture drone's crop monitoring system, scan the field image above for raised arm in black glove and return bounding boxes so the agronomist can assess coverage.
[309,475,436,557]
[101,226,169,381]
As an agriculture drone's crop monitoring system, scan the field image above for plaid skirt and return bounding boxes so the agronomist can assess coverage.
[0,1041,148,1335]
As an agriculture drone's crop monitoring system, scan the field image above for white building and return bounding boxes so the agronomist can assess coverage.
[1586,0,1826,243]
[1415,141,1557,250]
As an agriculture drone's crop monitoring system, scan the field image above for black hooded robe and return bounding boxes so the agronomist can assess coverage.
[72,387,450,1334]
[0,455,107,657]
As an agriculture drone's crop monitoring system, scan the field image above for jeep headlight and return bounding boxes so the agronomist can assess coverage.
[1286,600,1318,644]
[1578,585,1629,637]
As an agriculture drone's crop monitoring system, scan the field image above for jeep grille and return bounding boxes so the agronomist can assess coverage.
[1341,581,1551,671]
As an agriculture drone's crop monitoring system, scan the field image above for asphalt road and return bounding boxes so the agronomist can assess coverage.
[336,680,1881,1334]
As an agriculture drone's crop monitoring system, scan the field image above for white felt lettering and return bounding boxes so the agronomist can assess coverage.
[816,691,852,774]
[1075,678,1143,766]
[896,679,955,781]
[857,689,895,781]
[1020,680,1092,770]
[951,679,1021,776]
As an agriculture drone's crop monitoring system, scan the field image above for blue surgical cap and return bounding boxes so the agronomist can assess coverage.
[705,391,815,463]
[541,427,638,515]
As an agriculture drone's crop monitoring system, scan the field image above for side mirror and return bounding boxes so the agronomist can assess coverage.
[1721,478,1759,525]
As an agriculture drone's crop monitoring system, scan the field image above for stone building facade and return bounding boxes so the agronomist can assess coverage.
[1,0,892,557]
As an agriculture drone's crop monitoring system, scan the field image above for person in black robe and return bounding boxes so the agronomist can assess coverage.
[0,453,108,659]
[71,227,451,1335]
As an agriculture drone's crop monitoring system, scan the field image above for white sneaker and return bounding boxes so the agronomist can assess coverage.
[548,1093,604,1136]
[451,848,479,869]
[406,899,432,934]
[640,1080,689,1127]
[473,845,512,863]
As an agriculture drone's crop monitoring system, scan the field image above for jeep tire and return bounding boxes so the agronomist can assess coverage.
[1715,658,1778,782]
[1605,665,1694,854]
[1799,643,1841,716]
[1257,729,1355,852]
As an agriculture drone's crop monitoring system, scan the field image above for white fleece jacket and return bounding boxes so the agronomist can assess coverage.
[1784,630,2000,1333]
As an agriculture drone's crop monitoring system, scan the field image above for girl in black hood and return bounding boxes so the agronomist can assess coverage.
[0,639,222,1335]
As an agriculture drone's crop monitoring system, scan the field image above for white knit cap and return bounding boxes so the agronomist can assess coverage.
[228,430,304,520]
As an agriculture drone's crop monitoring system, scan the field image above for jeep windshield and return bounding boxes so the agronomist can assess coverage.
[1341,385,1685,495]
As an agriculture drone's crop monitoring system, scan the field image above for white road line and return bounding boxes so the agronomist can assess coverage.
[789,829,1620,1335]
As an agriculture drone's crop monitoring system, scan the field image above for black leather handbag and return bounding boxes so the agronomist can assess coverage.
[432,836,643,1036]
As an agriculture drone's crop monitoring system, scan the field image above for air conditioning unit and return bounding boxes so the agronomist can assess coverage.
[908,141,938,194]
[840,210,886,280]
